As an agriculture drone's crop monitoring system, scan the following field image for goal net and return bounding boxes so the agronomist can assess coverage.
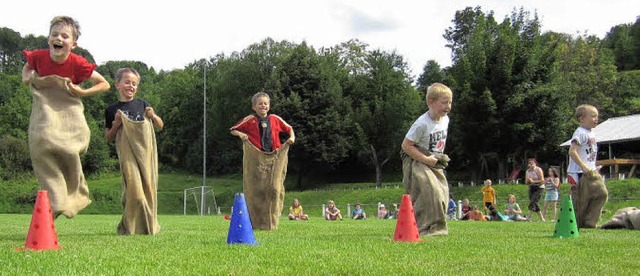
[183,186,218,215]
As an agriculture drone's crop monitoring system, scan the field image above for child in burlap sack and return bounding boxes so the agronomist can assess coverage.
[230,92,295,230]
[567,104,608,228]
[22,16,110,219]
[105,68,163,235]
[401,83,452,236]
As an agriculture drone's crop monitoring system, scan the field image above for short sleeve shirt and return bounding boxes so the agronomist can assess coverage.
[105,99,150,129]
[568,127,598,173]
[405,112,449,153]
[23,49,96,84]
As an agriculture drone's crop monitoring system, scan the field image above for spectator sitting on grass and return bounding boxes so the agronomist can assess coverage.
[352,203,367,220]
[325,200,342,221]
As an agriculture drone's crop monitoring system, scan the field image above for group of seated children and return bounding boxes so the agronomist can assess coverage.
[290,199,402,220]
[457,190,529,222]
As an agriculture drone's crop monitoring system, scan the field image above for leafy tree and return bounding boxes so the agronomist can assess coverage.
[416,60,446,93]
[0,27,23,74]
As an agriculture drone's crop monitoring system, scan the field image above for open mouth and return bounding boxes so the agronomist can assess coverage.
[52,42,63,50]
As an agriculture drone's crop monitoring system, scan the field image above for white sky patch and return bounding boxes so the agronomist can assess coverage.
[1,0,638,78]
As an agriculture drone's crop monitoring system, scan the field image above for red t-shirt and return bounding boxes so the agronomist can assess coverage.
[230,114,292,151]
[23,49,96,84]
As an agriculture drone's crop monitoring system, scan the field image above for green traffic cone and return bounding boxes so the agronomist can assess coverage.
[553,195,579,238]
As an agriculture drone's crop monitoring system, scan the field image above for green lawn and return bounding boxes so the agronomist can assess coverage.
[2,214,640,274]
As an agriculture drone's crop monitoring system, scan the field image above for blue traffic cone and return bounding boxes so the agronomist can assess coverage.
[227,193,258,245]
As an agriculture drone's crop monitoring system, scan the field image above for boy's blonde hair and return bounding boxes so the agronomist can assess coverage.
[484,179,492,185]
[252,92,270,105]
[426,82,452,101]
[574,104,597,121]
[115,68,140,82]
[50,16,81,41]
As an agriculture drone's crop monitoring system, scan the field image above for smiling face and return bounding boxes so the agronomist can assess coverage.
[115,72,140,102]
[252,96,270,118]
[48,23,77,63]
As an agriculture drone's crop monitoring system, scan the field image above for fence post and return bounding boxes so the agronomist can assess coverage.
[322,204,326,218]
[457,200,462,219]
[347,204,351,219]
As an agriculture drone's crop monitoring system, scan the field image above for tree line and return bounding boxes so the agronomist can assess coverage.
[1,7,639,188]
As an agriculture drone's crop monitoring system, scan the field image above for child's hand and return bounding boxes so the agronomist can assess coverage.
[67,82,84,97]
[286,137,295,145]
[145,107,156,118]
[113,111,123,127]
[239,133,248,141]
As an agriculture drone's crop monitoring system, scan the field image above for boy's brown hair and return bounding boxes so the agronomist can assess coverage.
[115,68,141,82]
[252,92,270,105]
[426,82,452,101]
[50,16,81,41]
[574,104,597,121]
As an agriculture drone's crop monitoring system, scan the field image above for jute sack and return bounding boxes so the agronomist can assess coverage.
[28,75,91,218]
[115,110,160,235]
[572,170,608,228]
[401,147,449,236]
[242,140,289,230]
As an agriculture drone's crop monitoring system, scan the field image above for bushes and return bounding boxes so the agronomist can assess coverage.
[0,135,31,180]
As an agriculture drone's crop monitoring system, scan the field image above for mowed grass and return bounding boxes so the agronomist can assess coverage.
[2,214,640,274]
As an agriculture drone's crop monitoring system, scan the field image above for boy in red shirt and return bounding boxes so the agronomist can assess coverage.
[230,92,295,230]
[22,16,109,96]
[22,16,110,219]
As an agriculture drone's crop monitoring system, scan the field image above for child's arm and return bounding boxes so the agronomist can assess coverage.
[22,64,34,84]
[145,107,164,129]
[105,111,122,143]
[401,138,438,167]
[286,128,295,144]
[230,130,248,140]
[568,141,592,172]
[68,70,110,97]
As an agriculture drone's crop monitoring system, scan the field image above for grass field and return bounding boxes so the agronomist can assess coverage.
[2,214,640,275]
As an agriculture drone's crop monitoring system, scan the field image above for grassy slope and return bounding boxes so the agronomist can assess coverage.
[1,173,639,222]
[2,214,640,274]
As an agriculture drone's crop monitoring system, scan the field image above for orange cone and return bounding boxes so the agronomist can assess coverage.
[19,190,60,250]
[393,194,422,242]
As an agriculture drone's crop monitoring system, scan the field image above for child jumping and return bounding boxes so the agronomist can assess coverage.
[401,83,452,236]
[22,16,110,219]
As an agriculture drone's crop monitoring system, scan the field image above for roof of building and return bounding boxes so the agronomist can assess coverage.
[560,113,640,147]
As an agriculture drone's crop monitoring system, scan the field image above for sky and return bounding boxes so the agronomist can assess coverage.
[1,0,638,77]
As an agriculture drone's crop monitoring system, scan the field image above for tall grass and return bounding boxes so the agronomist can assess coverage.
[2,214,640,274]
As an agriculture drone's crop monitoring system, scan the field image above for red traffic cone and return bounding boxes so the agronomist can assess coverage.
[393,194,422,242]
[19,190,60,250]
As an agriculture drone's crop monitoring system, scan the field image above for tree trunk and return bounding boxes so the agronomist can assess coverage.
[371,144,382,188]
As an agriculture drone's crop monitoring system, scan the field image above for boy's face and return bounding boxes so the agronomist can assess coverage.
[579,109,599,130]
[48,24,77,63]
[115,72,140,102]
[252,96,270,118]
[427,94,452,118]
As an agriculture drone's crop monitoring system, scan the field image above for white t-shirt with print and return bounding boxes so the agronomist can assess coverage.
[405,111,449,153]
[568,126,598,173]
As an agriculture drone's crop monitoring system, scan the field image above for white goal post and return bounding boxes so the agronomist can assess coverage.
[183,186,218,215]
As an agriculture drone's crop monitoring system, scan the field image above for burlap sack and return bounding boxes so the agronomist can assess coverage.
[28,75,91,219]
[401,148,449,236]
[242,140,289,230]
[115,110,160,235]
[572,170,608,228]
[600,207,640,230]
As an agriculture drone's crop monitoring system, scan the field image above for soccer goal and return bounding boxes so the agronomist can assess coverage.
[183,186,218,215]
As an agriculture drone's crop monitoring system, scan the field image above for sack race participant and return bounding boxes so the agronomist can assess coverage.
[400,83,453,236]
[230,92,295,230]
[28,75,93,219]
[600,207,640,230]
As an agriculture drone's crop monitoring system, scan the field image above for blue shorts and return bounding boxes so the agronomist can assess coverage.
[545,191,559,201]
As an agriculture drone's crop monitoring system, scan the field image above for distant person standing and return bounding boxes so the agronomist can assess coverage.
[525,158,545,221]
[567,104,608,228]
[481,179,497,210]
[541,167,561,221]
[401,83,453,236]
